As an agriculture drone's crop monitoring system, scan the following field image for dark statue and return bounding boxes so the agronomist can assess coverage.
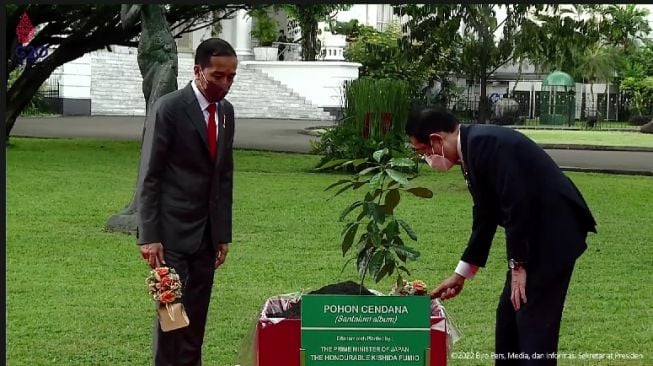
[106,4,179,234]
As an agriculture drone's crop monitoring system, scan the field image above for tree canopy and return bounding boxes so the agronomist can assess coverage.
[279,4,351,61]
[397,4,548,122]
[5,4,249,138]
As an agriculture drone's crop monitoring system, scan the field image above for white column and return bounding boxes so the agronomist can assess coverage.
[234,9,253,60]
[218,12,236,46]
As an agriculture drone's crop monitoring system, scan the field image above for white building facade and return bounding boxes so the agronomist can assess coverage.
[52,5,400,118]
[48,4,643,121]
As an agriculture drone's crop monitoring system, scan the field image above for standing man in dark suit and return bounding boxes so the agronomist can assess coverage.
[405,107,596,365]
[136,38,237,366]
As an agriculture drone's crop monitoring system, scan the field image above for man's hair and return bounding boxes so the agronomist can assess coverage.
[194,38,237,67]
[405,106,460,144]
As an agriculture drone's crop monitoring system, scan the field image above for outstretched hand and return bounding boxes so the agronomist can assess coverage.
[430,273,466,300]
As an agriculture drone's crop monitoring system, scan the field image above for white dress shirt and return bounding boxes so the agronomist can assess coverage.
[190,80,219,141]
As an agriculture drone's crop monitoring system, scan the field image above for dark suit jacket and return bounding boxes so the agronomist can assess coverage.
[459,124,596,277]
[136,82,234,253]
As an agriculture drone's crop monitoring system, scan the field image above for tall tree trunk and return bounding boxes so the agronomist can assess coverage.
[478,73,490,124]
[511,60,523,97]
[106,4,179,235]
[477,19,492,124]
[585,82,596,127]
[297,6,318,61]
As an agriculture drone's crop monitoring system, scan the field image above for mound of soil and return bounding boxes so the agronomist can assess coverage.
[267,281,375,318]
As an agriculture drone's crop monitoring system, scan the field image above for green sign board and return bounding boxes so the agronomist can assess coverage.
[301,295,431,366]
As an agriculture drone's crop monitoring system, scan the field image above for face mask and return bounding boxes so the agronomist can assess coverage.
[200,70,228,102]
[423,137,455,171]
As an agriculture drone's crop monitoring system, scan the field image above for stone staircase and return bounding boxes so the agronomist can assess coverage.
[89,49,333,120]
[228,65,333,120]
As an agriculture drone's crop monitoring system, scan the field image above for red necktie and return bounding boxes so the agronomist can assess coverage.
[207,103,217,160]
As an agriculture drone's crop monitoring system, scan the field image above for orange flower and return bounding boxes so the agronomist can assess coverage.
[159,275,173,290]
[155,267,170,277]
[159,290,176,304]
[412,280,427,295]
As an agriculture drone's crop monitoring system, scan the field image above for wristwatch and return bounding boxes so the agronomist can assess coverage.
[508,259,526,270]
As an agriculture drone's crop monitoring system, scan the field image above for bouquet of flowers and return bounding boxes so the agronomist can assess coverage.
[146,266,189,332]
[146,266,182,304]
[390,279,428,296]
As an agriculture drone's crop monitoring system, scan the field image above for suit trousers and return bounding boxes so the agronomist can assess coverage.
[494,262,575,366]
[153,227,216,366]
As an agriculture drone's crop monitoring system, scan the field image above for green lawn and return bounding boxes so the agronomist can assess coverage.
[316,126,653,149]
[517,129,653,148]
[7,138,653,366]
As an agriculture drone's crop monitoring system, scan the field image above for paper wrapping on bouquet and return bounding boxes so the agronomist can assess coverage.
[157,302,190,332]
[146,266,186,332]
[249,292,462,366]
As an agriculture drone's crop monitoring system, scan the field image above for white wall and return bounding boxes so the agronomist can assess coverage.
[509,80,538,92]
[59,53,91,99]
[192,22,214,51]
[241,61,361,108]
[270,9,290,36]
[334,4,400,30]
[90,47,195,116]
[336,5,377,27]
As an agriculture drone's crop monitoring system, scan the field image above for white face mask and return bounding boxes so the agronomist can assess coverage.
[423,137,455,171]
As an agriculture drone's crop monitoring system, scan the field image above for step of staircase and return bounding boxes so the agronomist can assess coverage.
[90,49,334,120]
[227,65,334,121]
